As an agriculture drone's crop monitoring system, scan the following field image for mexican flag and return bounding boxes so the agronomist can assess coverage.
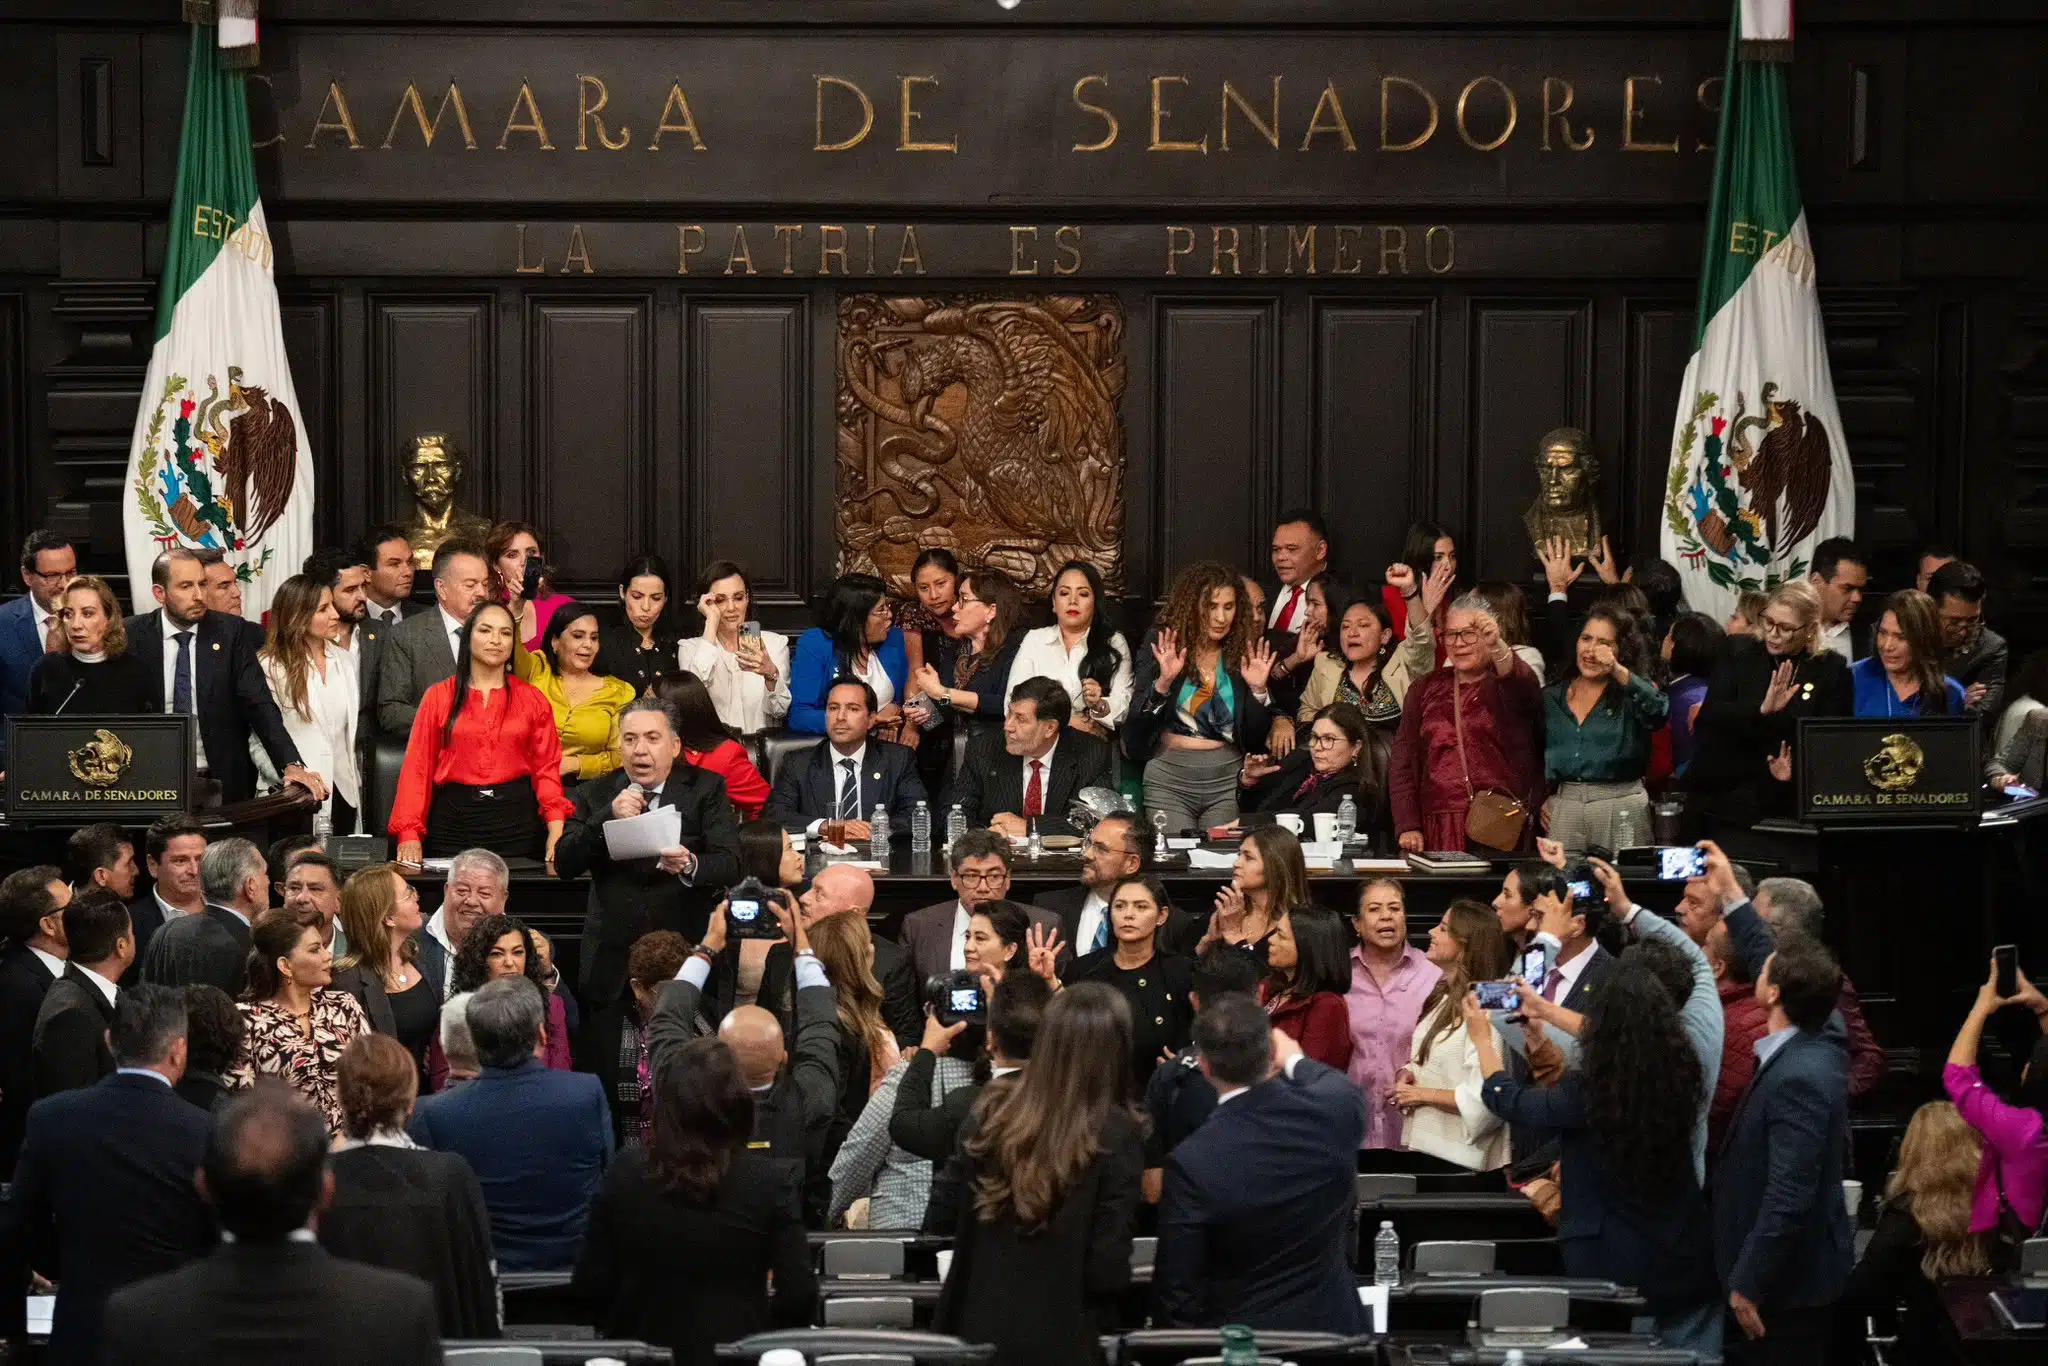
[1660,0,1853,622]
[124,11,309,618]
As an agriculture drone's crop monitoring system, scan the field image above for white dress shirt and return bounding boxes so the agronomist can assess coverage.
[1268,581,1311,633]
[154,889,192,925]
[159,612,209,770]
[855,650,896,710]
[676,630,792,735]
[1005,627,1135,727]
[251,644,360,812]
[426,907,458,992]
[30,596,54,647]
[367,600,407,628]
[438,607,468,661]
[1073,889,1110,956]
[29,945,65,979]
[806,742,869,837]
[1546,940,1598,1003]
[1821,621,1854,661]
[77,962,119,1008]
[949,901,971,970]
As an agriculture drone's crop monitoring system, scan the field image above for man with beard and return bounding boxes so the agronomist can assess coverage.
[1033,812,1197,957]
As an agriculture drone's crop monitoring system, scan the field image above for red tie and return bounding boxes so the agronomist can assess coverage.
[1280,585,1303,631]
[1023,760,1044,818]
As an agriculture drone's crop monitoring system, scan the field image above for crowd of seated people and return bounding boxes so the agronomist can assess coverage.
[4,506,2046,1366]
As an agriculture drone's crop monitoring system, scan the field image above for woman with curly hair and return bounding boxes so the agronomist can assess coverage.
[1471,957,1721,1356]
[426,913,572,1088]
[1126,561,1277,833]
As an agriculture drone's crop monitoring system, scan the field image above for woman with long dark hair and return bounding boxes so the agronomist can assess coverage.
[1240,701,1388,840]
[1196,824,1308,965]
[647,670,769,818]
[390,601,572,867]
[596,554,680,694]
[1006,560,1134,743]
[1259,905,1353,1071]
[1396,899,1512,1173]
[485,520,573,652]
[518,599,637,782]
[1064,875,1195,1093]
[789,572,909,737]
[573,1036,815,1365]
[1472,957,1722,1354]
[441,913,573,1076]
[1299,562,1448,727]
[1127,561,1277,833]
[935,983,1146,1366]
[1542,603,1669,856]
[674,560,790,736]
[224,907,370,1135]
[251,573,361,831]
[911,567,1024,734]
[1385,521,1459,666]
[1855,589,1965,718]
[1661,611,1724,776]
[895,546,961,685]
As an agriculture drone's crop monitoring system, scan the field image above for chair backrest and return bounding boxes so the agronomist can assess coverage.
[762,731,816,786]
[443,1349,544,1366]
[823,1237,907,1279]
[1354,1172,1418,1202]
[721,1330,994,1366]
[2023,1237,2048,1277]
[1412,1240,1496,1274]
[1130,1236,1159,1271]
[817,1357,916,1366]
[823,1297,918,1330]
[366,732,410,837]
[1475,1286,1570,1332]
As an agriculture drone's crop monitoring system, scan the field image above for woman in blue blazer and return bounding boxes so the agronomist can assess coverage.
[787,573,909,735]
[1467,958,1723,1357]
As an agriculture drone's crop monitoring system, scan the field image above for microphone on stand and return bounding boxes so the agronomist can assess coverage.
[51,679,85,715]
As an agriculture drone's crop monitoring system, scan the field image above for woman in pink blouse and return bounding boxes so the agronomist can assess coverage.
[488,520,575,652]
[1944,954,2048,1237]
[227,906,371,1135]
[1344,878,1441,1149]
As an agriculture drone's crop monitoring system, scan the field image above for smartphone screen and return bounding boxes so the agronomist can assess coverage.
[1475,981,1520,1011]
[1657,846,1708,880]
[1997,944,2019,998]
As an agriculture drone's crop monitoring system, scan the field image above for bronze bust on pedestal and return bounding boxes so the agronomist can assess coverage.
[1522,427,1603,559]
[401,435,492,569]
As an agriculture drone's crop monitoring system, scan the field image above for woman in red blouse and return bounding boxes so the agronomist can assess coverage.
[1383,521,1460,668]
[390,602,573,867]
[650,669,770,819]
[1258,904,1354,1071]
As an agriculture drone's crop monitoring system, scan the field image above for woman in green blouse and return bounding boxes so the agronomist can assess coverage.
[1542,604,1668,856]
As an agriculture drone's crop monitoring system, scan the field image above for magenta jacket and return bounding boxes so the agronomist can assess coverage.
[1945,1062,2048,1235]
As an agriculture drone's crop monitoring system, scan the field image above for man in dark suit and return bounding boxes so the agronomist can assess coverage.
[1258,509,1333,739]
[555,696,744,1006]
[124,547,324,805]
[900,830,1062,980]
[1155,993,1365,1332]
[173,985,242,1116]
[764,676,928,838]
[1713,935,1854,1365]
[102,1084,439,1366]
[304,545,389,739]
[953,676,1110,837]
[359,522,426,629]
[0,529,75,756]
[1,985,215,1366]
[375,538,490,736]
[126,814,209,981]
[139,837,265,996]
[409,977,613,1271]
[651,894,843,1225]
[193,550,262,652]
[800,863,922,1047]
[32,889,134,1100]
[0,866,70,1176]
[1035,812,1198,958]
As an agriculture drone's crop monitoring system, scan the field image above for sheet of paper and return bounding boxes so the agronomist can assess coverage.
[1355,1283,1388,1334]
[26,1296,53,1335]
[603,803,682,861]
[420,857,455,873]
[1186,848,1238,870]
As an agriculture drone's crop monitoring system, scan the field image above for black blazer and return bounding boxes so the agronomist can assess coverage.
[934,1107,1146,1365]
[952,727,1111,835]
[554,764,745,1006]
[1033,884,1202,959]
[0,1072,216,1366]
[101,1240,440,1366]
[322,1143,500,1339]
[1558,942,1617,1016]
[124,893,170,984]
[1687,638,1852,822]
[0,945,61,1174]
[124,608,304,804]
[761,736,929,834]
[572,1146,815,1366]
[1125,642,1275,770]
[172,1070,232,1115]
[329,962,399,1036]
[139,905,252,997]
[1241,746,1390,841]
[1712,1026,1855,1311]
[31,967,117,1099]
[1155,1058,1366,1333]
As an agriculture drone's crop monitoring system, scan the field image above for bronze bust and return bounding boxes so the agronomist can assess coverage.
[1522,427,1603,559]
[401,435,492,569]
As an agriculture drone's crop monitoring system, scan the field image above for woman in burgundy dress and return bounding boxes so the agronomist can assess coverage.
[1389,592,1544,854]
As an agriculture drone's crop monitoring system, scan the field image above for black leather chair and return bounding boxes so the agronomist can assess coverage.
[361,732,409,839]
[444,1340,672,1365]
[759,729,818,787]
[1115,1331,1380,1366]
[718,1330,991,1366]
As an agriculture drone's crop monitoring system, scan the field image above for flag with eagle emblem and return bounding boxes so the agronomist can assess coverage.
[123,13,310,618]
[1661,0,1853,622]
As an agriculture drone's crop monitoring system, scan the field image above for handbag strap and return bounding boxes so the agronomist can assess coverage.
[1451,674,1476,800]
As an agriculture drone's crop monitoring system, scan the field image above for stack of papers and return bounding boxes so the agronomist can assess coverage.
[603,805,681,860]
[1185,848,1239,871]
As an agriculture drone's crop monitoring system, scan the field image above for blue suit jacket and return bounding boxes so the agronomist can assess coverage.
[1711,1026,1854,1309]
[786,627,909,734]
[762,735,927,835]
[0,595,46,760]
[408,1058,612,1272]
[1154,1058,1366,1334]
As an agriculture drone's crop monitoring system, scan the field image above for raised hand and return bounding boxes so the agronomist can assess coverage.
[1240,752,1281,786]
[1767,741,1793,783]
[1535,836,1566,869]
[1151,628,1185,692]
[1537,536,1583,597]
[1213,882,1247,930]
[697,593,721,641]
[1265,717,1296,760]
[1241,638,1276,692]
[1589,535,1623,584]
[1421,559,1456,619]
[1385,562,1417,598]
[1760,660,1797,715]
[1025,921,1065,986]
[1585,856,1631,916]
[611,785,648,821]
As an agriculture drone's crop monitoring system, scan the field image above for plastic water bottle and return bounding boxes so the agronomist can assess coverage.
[1502,1352,1527,1366]
[869,803,890,852]
[1218,1325,1259,1366]
[757,1350,806,1366]
[910,799,932,855]
[1335,793,1358,845]
[1373,1220,1400,1286]
[946,802,968,848]
[312,806,332,841]
[1026,816,1043,860]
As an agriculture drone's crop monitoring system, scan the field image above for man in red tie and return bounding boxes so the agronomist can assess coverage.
[1262,510,1333,753]
[953,676,1110,839]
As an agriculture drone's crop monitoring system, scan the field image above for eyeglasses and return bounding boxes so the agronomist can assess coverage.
[1759,616,1802,638]
[1441,627,1484,645]
[955,868,1008,886]
[1306,732,1348,748]
[1084,837,1137,857]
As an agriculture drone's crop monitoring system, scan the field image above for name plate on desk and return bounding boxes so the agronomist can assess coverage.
[3,715,195,825]
[1797,717,1980,825]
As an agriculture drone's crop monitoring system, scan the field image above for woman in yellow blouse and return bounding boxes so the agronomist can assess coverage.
[517,600,637,781]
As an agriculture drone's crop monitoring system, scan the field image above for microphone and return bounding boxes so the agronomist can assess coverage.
[51,679,85,715]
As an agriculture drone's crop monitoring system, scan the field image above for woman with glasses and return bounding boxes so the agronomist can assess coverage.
[1237,702,1387,842]
[1687,579,1851,831]
[789,573,909,738]
[910,569,1025,792]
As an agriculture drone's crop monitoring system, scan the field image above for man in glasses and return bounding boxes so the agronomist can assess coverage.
[1927,560,2006,720]
[1032,812,1198,959]
[898,829,1058,980]
[0,530,77,748]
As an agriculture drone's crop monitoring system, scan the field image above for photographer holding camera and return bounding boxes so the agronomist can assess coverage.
[647,882,843,1226]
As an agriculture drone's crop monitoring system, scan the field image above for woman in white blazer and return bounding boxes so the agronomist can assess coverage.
[1003,560,1133,742]
[674,558,791,735]
[251,573,361,832]
[1394,900,1514,1172]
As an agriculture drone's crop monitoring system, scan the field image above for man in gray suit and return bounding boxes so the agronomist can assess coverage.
[376,538,491,737]
[900,829,1062,979]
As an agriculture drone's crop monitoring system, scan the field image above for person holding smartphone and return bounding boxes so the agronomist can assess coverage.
[675,560,791,736]
[485,521,573,653]
[1945,951,2048,1250]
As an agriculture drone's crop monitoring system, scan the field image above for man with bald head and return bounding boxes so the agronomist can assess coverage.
[801,864,920,1047]
[646,891,843,1225]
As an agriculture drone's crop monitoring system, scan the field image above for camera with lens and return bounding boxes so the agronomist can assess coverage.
[924,970,987,1025]
[724,876,783,940]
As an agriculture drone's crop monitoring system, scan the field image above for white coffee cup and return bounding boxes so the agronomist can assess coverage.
[935,1249,954,1281]
[1276,813,1304,835]
[1313,812,1338,843]
[1842,1179,1863,1220]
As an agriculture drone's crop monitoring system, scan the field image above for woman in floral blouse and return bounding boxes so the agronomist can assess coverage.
[227,906,371,1134]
